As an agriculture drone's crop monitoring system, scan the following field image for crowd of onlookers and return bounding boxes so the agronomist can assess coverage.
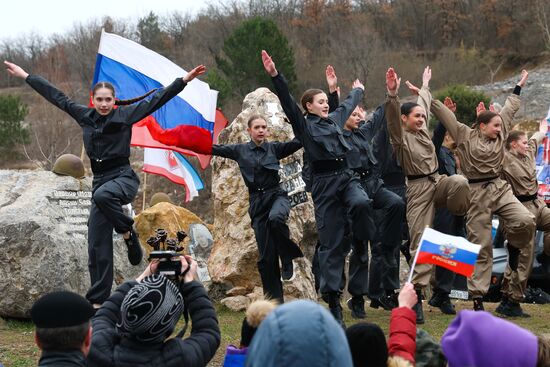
[22,255,550,367]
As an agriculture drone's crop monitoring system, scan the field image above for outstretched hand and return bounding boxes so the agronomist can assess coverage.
[540,118,549,135]
[518,69,529,88]
[4,61,29,79]
[405,80,420,95]
[183,65,206,83]
[476,101,486,117]
[422,66,432,88]
[352,79,365,91]
[262,50,278,77]
[444,96,457,113]
[326,65,338,93]
[386,68,400,96]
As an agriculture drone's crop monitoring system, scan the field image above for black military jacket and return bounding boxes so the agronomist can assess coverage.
[432,122,457,176]
[271,74,362,163]
[212,139,302,190]
[26,75,186,163]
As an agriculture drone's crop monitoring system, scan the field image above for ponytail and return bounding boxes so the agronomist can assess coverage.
[115,89,158,106]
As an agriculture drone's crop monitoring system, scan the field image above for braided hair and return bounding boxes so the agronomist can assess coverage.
[92,81,158,106]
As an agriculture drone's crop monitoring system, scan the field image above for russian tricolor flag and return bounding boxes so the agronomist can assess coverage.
[143,148,204,202]
[414,228,481,278]
[92,30,221,169]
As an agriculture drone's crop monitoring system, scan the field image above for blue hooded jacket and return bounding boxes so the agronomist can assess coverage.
[245,300,353,367]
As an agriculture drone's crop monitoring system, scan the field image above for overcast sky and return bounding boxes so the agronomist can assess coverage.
[0,0,209,41]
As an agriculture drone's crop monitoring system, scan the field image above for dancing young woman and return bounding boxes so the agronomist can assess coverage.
[384,66,470,323]
[211,115,304,303]
[4,60,205,308]
[262,50,374,326]
[429,70,535,312]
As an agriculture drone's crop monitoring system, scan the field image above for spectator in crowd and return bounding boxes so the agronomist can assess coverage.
[245,299,354,366]
[87,255,220,367]
[31,291,95,367]
[441,310,550,367]
[223,299,277,367]
[346,283,417,367]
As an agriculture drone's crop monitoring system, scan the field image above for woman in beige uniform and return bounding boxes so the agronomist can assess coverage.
[497,119,550,317]
[384,67,470,323]
[429,70,536,311]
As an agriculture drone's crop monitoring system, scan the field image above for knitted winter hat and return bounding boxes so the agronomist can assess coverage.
[241,299,277,347]
[441,310,537,367]
[345,322,388,367]
[117,274,184,343]
[31,291,94,328]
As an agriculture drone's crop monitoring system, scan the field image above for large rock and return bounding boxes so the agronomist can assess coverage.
[208,88,318,300]
[0,170,143,318]
[133,202,212,281]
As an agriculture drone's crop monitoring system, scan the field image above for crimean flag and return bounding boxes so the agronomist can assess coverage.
[91,30,220,169]
[415,228,481,278]
[143,148,204,202]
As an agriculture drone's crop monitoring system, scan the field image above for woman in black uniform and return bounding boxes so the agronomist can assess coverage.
[4,60,205,308]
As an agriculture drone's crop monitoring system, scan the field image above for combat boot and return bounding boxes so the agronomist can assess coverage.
[327,292,345,328]
[347,296,366,319]
[125,228,143,266]
[428,292,456,315]
[473,297,484,311]
[413,288,425,324]
[281,260,295,281]
[496,297,530,318]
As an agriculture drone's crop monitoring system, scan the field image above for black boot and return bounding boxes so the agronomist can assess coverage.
[370,292,397,311]
[496,297,530,317]
[537,252,550,273]
[428,292,456,315]
[281,259,295,281]
[347,296,366,319]
[124,228,143,266]
[413,288,425,324]
[327,292,345,328]
[473,297,484,311]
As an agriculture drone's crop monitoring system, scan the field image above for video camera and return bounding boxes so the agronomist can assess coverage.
[146,228,188,279]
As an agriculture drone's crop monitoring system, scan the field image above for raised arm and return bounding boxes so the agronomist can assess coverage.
[123,65,206,124]
[274,138,302,160]
[360,104,385,142]
[529,118,548,157]
[262,50,306,139]
[500,69,527,135]
[384,67,404,148]
[430,98,469,146]
[432,97,456,152]
[329,79,364,128]
[326,65,340,113]
[406,66,432,124]
[5,61,89,123]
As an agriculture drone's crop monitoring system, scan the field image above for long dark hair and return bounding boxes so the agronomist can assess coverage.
[473,110,499,129]
[92,81,158,106]
[401,102,420,116]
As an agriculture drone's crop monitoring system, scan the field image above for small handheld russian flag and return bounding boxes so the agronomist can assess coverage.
[408,228,481,281]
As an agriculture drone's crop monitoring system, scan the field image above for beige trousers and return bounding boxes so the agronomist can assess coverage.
[466,179,536,298]
[407,174,470,287]
[502,198,550,301]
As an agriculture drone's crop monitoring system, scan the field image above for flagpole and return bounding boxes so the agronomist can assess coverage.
[142,172,147,211]
[406,226,428,284]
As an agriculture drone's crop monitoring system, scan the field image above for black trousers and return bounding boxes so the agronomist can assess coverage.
[85,165,139,304]
[353,178,405,298]
[369,183,408,298]
[432,207,466,295]
[249,189,303,303]
[312,170,375,294]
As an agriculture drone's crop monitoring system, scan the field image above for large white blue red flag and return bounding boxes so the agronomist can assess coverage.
[92,30,222,169]
[143,148,204,202]
[414,228,481,278]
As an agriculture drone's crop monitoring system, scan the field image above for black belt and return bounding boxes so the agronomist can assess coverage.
[516,193,538,202]
[353,168,372,178]
[311,158,347,174]
[248,186,279,194]
[468,176,499,184]
[407,169,438,181]
[91,157,130,174]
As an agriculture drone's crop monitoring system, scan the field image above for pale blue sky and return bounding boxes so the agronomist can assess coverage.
[1,0,208,40]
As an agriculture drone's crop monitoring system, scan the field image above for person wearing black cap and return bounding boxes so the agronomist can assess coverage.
[87,255,221,367]
[31,291,95,367]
